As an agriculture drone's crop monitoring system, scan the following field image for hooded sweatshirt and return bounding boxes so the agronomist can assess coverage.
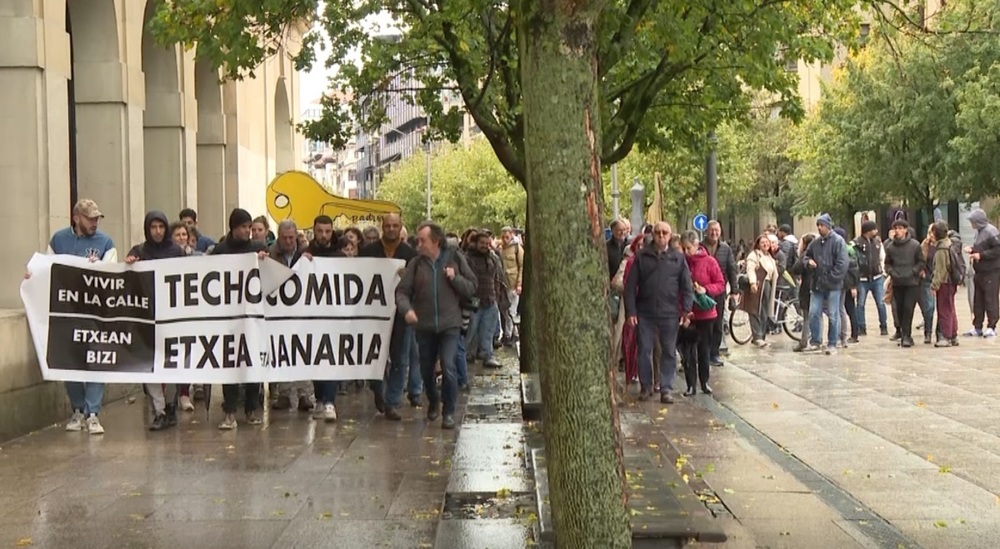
[968,209,1000,274]
[127,211,185,260]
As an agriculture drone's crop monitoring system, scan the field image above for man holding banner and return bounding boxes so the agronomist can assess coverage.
[211,208,269,430]
[125,211,187,431]
[24,199,117,435]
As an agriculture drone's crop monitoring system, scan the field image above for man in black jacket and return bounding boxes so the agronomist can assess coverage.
[624,222,695,404]
[607,219,629,279]
[360,213,417,420]
[884,220,926,348]
[705,220,737,365]
[211,208,268,430]
[964,209,1000,337]
[125,211,186,431]
[853,221,888,336]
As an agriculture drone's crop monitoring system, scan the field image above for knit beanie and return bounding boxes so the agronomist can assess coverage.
[229,208,253,230]
[816,213,833,229]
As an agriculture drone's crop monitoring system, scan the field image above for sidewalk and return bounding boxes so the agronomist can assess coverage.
[0,347,532,549]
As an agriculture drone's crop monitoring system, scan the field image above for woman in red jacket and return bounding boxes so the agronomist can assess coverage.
[679,230,726,396]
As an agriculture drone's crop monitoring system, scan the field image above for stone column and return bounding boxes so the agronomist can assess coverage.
[0,3,71,307]
[196,116,227,239]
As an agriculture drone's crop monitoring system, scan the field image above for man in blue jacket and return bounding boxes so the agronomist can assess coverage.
[624,222,695,404]
[803,214,848,355]
[27,199,118,435]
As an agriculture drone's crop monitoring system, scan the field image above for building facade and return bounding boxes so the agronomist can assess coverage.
[1,0,303,310]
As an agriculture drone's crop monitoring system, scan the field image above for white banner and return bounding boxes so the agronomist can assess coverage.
[20,253,404,383]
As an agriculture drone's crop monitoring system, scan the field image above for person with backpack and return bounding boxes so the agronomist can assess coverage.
[930,221,961,347]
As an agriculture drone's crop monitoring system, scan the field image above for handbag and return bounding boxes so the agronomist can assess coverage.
[694,292,717,312]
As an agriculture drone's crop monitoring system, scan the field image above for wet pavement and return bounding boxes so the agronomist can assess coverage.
[0,348,533,549]
[6,299,1000,548]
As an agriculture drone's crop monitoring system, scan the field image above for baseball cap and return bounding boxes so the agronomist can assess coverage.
[74,199,104,218]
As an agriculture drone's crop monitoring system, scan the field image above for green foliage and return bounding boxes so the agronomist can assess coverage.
[716,113,799,217]
[376,139,525,233]
[151,0,866,183]
[791,0,1000,216]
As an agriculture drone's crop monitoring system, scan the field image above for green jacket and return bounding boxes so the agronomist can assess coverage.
[931,237,952,291]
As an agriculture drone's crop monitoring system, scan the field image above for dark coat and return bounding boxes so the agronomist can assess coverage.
[127,211,185,260]
[210,233,267,255]
[884,236,925,287]
[607,237,626,280]
[624,246,695,319]
[396,245,477,333]
[804,232,848,292]
[360,239,418,262]
[706,240,738,297]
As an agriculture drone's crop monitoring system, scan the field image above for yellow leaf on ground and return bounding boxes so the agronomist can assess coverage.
[939,466,952,473]
[16,538,32,547]
[771,402,779,409]
[723,488,735,494]
[934,520,948,528]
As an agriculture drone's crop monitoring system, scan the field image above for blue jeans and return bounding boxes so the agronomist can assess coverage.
[456,333,469,387]
[919,280,936,337]
[809,289,842,348]
[856,278,887,331]
[416,329,460,416]
[636,316,679,393]
[65,382,105,415]
[467,302,499,361]
[408,330,423,397]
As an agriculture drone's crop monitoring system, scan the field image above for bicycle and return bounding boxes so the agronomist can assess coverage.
[729,292,803,345]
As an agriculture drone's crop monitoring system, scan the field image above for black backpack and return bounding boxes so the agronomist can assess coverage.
[949,240,966,286]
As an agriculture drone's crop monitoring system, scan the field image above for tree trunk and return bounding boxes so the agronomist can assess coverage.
[519,1,631,547]
[520,200,537,375]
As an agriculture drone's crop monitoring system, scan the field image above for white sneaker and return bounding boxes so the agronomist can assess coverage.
[86,414,104,435]
[323,404,337,423]
[218,414,237,430]
[65,411,85,432]
[985,329,998,338]
[179,395,195,411]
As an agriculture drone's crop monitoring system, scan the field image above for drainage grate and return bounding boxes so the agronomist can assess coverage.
[443,491,536,520]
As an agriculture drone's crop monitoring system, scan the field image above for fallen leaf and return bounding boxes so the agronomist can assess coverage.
[780,531,791,536]
[128,491,142,497]
[917,401,926,408]
[934,520,947,529]
[427,471,440,477]
[927,455,935,462]
[939,466,952,474]
[129,513,145,521]
[496,488,512,499]
[771,402,779,409]
[272,510,285,517]
[723,488,735,494]
[319,512,333,520]
[15,538,32,547]
[648,443,659,449]
[204,457,216,462]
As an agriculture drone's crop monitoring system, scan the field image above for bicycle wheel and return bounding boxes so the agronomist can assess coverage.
[780,298,803,342]
[729,308,752,345]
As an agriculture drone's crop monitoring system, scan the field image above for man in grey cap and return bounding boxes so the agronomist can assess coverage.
[802,213,848,354]
[963,209,1000,337]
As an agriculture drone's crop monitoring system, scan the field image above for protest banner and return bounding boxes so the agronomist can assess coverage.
[20,253,404,383]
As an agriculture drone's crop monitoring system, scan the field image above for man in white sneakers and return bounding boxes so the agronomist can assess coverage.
[25,199,118,434]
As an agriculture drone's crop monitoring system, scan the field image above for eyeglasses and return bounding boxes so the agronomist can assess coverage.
[653,230,671,235]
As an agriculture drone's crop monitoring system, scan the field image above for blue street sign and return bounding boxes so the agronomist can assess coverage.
[693,214,709,231]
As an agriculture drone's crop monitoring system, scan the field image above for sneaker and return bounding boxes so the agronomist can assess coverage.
[385,407,402,421]
[824,347,837,356]
[890,331,902,341]
[322,403,337,422]
[880,327,889,336]
[86,414,104,435]
[847,337,860,344]
[218,414,237,430]
[484,357,502,368]
[192,386,205,401]
[66,411,85,432]
[442,415,456,429]
[427,404,441,422]
[373,391,386,414]
[179,395,195,412]
[924,334,933,345]
[272,395,292,410]
[149,414,167,431]
[935,339,951,348]
[246,411,263,425]
[804,343,823,353]
[950,338,960,347]
[165,404,178,427]
[660,393,675,404]
[858,329,868,336]
[311,406,325,420]
[985,329,998,338]
[964,328,983,337]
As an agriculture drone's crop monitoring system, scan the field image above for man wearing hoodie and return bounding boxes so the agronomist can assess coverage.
[396,222,477,429]
[211,208,268,430]
[126,211,186,431]
[803,214,848,354]
[884,220,926,348]
[963,209,1000,337]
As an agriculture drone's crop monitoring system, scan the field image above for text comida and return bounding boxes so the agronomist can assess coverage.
[164,270,387,308]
